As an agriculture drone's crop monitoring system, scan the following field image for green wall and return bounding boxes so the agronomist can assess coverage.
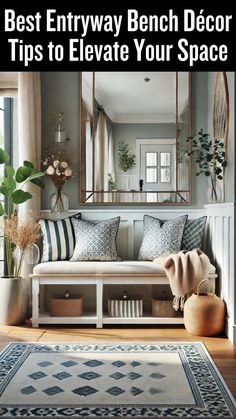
[41,72,80,209]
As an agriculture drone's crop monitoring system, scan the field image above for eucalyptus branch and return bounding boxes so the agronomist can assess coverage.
[186,129,227,180]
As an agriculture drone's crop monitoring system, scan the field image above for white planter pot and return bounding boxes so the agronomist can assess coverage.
[0,277,28,325]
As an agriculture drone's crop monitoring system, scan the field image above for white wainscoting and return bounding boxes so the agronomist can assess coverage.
[42,205,235,343]
[205,203,235,344]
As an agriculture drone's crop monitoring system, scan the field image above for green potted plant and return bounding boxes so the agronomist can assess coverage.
[108,173,116,190]
[0,147,44,325]
[186,129,227,203]
[118,141,136,172]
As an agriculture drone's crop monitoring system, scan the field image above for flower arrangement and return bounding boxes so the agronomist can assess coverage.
[117,141,136,172]
[43,150,73,212]
[5,216,40,278]
[43,150,73,187]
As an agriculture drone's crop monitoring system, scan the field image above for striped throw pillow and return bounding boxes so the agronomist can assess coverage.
[39,216,79,262]
[181,217,207,251]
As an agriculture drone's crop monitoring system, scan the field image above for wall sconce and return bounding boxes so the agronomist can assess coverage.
[54,112,69,143]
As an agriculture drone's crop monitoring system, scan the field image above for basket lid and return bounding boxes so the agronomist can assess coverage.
[109,294,143,301]
[50,294,83,300]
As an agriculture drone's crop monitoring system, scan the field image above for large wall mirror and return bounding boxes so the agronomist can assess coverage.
[80,72,192,205]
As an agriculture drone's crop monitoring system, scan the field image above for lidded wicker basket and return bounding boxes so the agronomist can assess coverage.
[184,279,225,336]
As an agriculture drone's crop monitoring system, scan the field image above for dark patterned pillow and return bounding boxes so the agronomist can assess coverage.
[181,217,207,251]
[71,217,120,261]
[39,213,81,262]
[138,214,188,261]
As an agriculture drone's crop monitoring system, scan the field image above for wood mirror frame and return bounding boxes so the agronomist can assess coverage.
[80,72,192,206]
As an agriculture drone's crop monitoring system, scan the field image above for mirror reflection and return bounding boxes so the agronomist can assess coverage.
[80,72,191,205]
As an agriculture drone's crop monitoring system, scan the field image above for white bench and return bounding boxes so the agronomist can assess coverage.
[30,209,217,328]
[30,260,216,328]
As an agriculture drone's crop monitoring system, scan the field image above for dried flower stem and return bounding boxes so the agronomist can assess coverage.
[5,216,40,278]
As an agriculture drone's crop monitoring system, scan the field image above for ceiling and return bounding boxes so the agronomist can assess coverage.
[92,72,188,123]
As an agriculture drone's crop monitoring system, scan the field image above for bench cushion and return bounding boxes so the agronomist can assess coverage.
[33,261,216,276]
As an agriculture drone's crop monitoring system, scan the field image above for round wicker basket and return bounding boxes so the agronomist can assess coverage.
[184,279,225,336]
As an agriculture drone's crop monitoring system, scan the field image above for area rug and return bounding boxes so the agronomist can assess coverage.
[0,342,235,418]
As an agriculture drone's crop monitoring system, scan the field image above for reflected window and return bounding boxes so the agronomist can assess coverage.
[145,152,158,183]
[160,152,171,166]
[146,152,157,166]
[160,152,171,183]
[161,168,171,183]
[146,167,157,183]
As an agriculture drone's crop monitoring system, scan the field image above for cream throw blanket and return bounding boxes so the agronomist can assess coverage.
[154,249,211,311]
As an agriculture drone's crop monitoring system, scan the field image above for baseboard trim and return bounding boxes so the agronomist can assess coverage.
[225,317,236,344]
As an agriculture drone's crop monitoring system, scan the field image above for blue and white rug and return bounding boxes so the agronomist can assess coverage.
[0,342,235,418]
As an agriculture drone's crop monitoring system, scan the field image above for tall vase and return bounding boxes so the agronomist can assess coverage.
[0,277,28,325]
[50,186,69,213]
[207,176,222,204]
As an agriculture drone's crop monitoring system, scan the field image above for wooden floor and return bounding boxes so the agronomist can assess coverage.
[0,323,236,399]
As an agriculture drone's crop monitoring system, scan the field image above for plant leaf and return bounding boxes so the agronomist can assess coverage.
[27,171,44,183]
[30,177,45,188]
[23,160,34,169]
[0,185,8,196]
[3,177,16,192]
[12,190,33,204]
[6,166,15,177]
[15,166,32,183]
[215,167,222,175]
[0,148,9,164]
[0,202,4,216]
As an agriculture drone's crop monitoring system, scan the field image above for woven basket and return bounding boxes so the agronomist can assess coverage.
[152,299,180,317]
[184,280,225,336]
[108,294,143,317]
[49,293,83,317]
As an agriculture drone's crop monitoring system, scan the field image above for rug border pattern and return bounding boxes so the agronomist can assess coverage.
[0,342,235,418]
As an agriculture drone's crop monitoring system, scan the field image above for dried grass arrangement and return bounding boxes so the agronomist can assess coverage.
[5,217,40,278]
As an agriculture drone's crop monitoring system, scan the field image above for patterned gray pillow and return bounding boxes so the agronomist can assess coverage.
[71,217,120,261]
[181,217,207,251]
[138,214,188,261]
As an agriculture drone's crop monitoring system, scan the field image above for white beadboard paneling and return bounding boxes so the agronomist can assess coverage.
[205,203,235,344]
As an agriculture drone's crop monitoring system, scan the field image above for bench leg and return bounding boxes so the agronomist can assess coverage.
[32,278,39,328]
[96,280,103,328]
